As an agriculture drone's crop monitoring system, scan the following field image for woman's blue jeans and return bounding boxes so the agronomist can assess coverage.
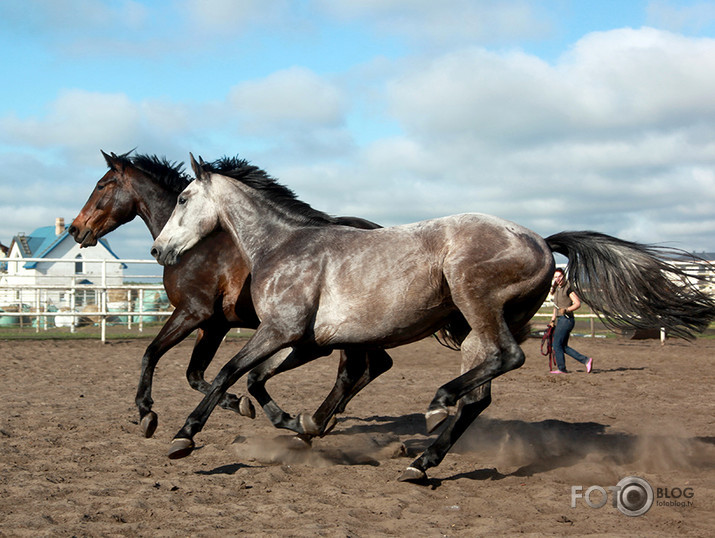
[553,315,589,371]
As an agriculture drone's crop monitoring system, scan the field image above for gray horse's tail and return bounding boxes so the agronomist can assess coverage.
[546,231,715,339]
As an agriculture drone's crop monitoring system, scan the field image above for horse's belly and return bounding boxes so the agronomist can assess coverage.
[312,291,451,347]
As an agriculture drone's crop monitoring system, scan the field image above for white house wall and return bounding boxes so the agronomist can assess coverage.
[36,239,124,287]
[1,236,124,307]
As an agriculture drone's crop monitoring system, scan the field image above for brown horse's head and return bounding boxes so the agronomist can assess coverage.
[69,150,140,247]
[69,151,191,248]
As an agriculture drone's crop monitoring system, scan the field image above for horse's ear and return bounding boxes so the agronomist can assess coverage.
[189,152,205,180]
[102,149,121,170]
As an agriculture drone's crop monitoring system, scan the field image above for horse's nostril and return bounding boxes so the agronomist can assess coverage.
[68,225,76,236]
[150,247,159,259]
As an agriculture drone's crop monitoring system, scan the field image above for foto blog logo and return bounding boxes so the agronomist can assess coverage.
[571,476,655,517]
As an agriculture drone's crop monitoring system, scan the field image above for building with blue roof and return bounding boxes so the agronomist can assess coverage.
[1,218,125,308]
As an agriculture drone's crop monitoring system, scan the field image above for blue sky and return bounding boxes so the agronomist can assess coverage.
[1,0,715,265]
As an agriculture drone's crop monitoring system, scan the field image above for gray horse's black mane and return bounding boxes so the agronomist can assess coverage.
[204,156,337,226]
[111,151,192,194]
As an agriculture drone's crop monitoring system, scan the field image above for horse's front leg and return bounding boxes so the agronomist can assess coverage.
[168,325,291,459]
[186,325,255,419]
[309,348,393,437]
[135,308,202,438]
[246,345,332,435]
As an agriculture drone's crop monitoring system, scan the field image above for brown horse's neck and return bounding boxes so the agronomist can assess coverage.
[131,175,179,240]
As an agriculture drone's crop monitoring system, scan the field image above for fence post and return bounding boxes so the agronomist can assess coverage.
[100,260,107,343]
[127,289,132,330]
[35,289,40,333]
[70,277,76,333]
[43,289,49,331]
[139,288,144,332]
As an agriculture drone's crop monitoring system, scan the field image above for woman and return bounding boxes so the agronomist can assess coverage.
[549,268,594,374]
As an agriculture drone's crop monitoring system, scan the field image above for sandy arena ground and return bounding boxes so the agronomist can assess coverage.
[0,334,713,536]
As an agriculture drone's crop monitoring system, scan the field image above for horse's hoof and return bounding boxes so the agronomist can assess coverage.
[292,434,313,449]
[425,408,449,433]
[140,411,158,438]
[398,466,427,482]
[239,396,256,419]
[299,413,320,436]
[168,438,195,459]
[321,416,338,437]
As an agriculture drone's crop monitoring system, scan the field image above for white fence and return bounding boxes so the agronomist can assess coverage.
[1,258,713,343]
[0,258,169,342]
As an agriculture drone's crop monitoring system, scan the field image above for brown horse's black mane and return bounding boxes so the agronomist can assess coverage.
[113,151,192,195]
[204,156,337,226]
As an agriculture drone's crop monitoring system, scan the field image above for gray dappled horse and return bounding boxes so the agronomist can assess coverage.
[152,154,715,482]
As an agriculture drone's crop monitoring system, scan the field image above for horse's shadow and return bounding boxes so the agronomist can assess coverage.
[196,463,261,476]
[596,366,646,373]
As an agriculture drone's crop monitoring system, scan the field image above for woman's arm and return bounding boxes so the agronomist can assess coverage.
[567,291,582,313]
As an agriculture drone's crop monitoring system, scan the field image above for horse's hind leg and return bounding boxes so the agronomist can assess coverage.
[425,316,525,432]
[186,325,255,419]
[400,321,525,481]
[399,382,491,482]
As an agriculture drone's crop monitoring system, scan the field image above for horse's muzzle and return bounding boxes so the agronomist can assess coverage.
[151,245,180,266]
[68,225,97,248]
[150,245,165,265]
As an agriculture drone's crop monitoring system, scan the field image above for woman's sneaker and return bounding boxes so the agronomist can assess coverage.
[586,358,593,373]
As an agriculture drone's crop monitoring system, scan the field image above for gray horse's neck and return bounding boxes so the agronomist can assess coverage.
[217,179,308,262]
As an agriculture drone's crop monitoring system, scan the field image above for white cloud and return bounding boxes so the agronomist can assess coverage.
[1,91,139,155]
[181,0,293,34]
[0,90,199,166]
[388,28,715,144]
[647,0,715,33]
[561,28,715,127]
[317,0,553,46]
[0,0,150,47]
[228,67,347,131]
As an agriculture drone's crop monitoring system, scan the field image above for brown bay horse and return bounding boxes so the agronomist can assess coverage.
[69,151,396,440]
[151,154,715,482]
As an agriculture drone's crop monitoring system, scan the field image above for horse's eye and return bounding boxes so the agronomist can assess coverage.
[96,184,105,191]
[178,196,186,205]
